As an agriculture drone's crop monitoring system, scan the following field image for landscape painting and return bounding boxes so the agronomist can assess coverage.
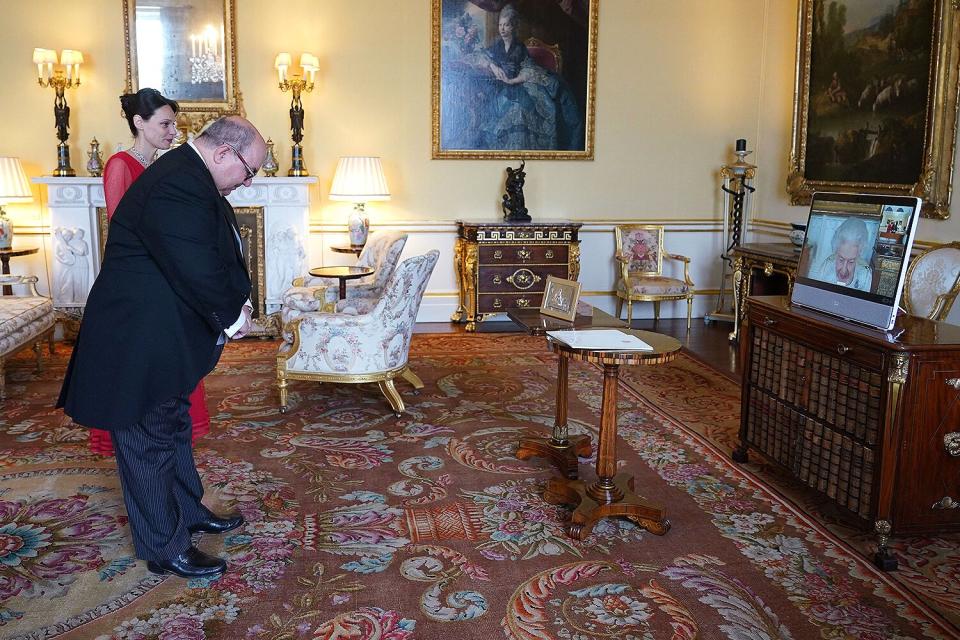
[786,0,960,219]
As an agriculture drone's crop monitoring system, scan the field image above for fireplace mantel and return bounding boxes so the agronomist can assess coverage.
[33,176,318,315]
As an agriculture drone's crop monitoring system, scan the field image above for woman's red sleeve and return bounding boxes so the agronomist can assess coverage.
[103,157,134,220]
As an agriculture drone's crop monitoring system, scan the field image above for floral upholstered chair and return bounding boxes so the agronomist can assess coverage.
[281,232,408,318]
[277,250,439,417]
[614,224,695,329]
[0,275,55,400]
[902,241,960,321]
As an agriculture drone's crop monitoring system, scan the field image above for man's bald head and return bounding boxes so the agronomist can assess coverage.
[195,116,267,195]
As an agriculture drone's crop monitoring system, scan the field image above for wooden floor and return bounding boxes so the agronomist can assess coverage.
[416,316,742,382]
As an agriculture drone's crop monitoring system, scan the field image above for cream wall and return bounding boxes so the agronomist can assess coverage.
[0,0,957,317]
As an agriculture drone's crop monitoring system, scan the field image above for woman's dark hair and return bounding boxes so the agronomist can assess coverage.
[118,88,179,136]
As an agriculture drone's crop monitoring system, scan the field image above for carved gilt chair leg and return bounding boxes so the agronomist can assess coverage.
[400,367,424,390]
[615,297,623,319]
[627,300,633,326]
[686,296,693,331]
[378,378,405,417]
[277,368,289,413]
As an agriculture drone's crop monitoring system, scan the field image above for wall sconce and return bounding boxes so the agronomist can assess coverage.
[329,156,391,247]
[274,52,318,176]
[0,158,34,251]
[33,47,84,177]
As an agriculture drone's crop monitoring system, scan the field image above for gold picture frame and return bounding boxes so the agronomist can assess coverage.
[785,0,960,219]
[122,0,244,138]
[431,0,598,160]
[540,275,581,322]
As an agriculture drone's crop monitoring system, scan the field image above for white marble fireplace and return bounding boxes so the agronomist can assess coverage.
[33,176,317,316]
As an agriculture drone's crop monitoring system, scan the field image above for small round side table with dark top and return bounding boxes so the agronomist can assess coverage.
[542,329,681,541]
[308,265,375,299]
[330,244,364,257]
[0,248,40,295]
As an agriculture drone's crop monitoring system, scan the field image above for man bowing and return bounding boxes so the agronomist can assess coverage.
[58,116,266,580]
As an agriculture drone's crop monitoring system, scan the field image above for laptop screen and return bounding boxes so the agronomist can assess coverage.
[791,192,921,330]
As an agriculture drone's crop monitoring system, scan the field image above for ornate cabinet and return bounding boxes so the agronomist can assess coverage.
[729,243,799,342]
[736,296,960,570]
[452,221,581,331]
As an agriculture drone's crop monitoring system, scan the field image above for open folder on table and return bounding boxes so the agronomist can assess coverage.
[545,329,653,351]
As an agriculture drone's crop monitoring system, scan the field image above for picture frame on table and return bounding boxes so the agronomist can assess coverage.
[431,0,598,160]
[785,0,959,219]
[540,275,581,321]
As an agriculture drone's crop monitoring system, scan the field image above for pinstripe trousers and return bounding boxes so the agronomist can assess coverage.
[111,346,222,561]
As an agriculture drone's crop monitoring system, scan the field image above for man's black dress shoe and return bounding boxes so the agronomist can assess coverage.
[147,546,226,578]
[188,513,244,535]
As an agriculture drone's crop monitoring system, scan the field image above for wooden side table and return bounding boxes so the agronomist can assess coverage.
[542,329,681,540]
[308,266,375,299]
[509,306,627,479]
[0,248,40,295]
[330,244,364,257]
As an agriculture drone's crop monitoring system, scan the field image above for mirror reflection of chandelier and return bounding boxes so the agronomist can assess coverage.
[189,24,224,84]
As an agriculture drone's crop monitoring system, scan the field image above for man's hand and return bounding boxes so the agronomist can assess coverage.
[230,305,254,340]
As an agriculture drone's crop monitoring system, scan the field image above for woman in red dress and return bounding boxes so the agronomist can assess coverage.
[89,88,212,455]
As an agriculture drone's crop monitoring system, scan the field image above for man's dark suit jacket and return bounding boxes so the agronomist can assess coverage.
[58,144,251,430]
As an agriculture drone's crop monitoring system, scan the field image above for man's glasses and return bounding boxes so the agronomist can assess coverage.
[226,144,257,181]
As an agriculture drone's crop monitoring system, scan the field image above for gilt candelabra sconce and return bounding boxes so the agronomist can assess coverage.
[33,48,84,177]
[274,52,318,176]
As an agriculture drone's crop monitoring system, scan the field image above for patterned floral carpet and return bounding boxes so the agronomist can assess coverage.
[0,333,958,639]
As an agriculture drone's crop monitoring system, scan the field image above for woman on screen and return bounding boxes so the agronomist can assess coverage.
[811,217,873,292]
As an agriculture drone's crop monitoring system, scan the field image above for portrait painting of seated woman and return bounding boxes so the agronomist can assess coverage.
[434,0,596,158]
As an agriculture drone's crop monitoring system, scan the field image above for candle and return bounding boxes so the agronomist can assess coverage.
[66,64,72,81]
[191,35,196,58]
[46,62,53,79]
[74,64,80,84]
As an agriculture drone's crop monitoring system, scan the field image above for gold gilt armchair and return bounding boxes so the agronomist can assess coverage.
[614,224,694,329]
[902,241,960,321]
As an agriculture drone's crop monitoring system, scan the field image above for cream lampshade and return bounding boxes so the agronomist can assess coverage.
[329,156,390,246]
[0,157,33,250]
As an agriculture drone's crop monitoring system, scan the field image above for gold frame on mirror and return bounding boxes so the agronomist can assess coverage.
[785,0,960,219]
[540,275,581,322]
[431,0,598,160]
[122,0,244,138]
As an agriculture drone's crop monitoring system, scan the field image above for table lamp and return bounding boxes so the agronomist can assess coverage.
[328,156,390,247]
[0,158,33,250]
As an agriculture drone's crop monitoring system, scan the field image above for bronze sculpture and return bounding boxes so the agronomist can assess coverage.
[502,160,531,222]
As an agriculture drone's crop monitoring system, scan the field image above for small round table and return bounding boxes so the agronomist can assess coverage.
[0,248,40,296]
[308,265,375,299]
[330,244,365,257]
[542,329,681,540]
